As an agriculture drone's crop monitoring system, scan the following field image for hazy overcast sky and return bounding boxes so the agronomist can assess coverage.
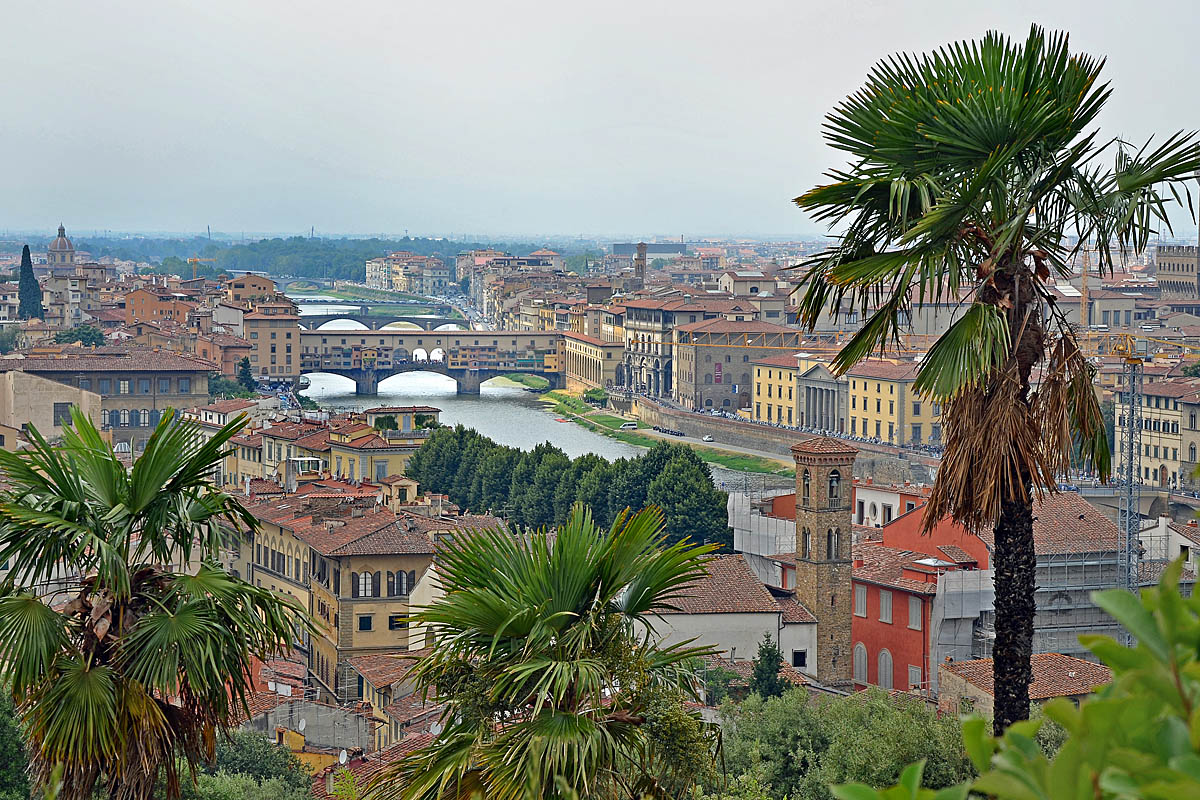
[2,1,1197,239]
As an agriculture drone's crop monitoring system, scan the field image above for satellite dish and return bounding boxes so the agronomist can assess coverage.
[338,749,348,765]
[298,718,306,732]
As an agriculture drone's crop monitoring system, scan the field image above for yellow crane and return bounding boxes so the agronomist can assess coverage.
[186,256,216,280]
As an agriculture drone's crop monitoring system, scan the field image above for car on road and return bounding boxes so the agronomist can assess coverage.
[701,434,714,442]
[619,421,638,430]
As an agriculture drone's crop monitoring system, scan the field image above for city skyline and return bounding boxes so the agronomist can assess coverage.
[3,1,1198,237]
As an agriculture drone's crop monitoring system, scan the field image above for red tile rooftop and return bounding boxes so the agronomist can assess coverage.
[662,555,783,615]
[790,436,858,456]
[942,653,1111,700]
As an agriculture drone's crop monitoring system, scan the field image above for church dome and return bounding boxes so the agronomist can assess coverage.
[48,224,74,252]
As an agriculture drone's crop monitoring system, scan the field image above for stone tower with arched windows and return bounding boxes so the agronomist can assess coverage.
[791,436,856,686]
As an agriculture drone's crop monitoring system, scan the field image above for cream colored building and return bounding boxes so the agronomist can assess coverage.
[752,354,799,425]
[1115,378,1199,488]
[0,369,102,441]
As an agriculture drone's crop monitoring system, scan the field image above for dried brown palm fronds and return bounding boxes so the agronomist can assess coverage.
[922,364,1054,535]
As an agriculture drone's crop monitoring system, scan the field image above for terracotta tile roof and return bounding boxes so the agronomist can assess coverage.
[347,650,427,689]
[7,347,214,372]
[937,545,977,564]
[853,543,940,595]
[311,732,435,800]
[754,353,801,369]
[1142,378,1200,398]
[231,690,289,725]
[846,359,920,381]
[662,555,782,615]
[1028,492,1118,555]
[772,590,817,623]
[199,398,257,414]
[790,436,858,456]
[1139,559,1196,584]
[382,693,444,729]
[292,429,332,451]
[942,653,1111,700]
[333,433,415,451]
[246,478,284,495]
[1168,521,1200,546]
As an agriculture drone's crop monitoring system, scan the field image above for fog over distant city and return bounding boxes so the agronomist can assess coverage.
[2,0,1197,237]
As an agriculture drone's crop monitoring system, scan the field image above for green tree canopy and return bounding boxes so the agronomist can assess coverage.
[17,245,42,321]
[747,634,788,699]
[236,357,256,391]
[54,324,105,347]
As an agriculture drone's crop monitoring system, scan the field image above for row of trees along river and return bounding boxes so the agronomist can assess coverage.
[405,426,733,549]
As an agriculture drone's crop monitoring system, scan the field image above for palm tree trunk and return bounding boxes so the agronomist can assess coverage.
[991,497,1035,734]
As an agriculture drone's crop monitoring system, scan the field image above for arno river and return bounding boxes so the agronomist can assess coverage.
[295,303,793,490]
[295,303,639,460]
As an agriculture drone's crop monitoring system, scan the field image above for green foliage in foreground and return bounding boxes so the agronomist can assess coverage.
[155,729,311,800]
[838,558,1200,800]
[748,635,788,700]
[371,505,720,799]
[0,693,29,800]
[406,425,732,548]
[706,688,971,800]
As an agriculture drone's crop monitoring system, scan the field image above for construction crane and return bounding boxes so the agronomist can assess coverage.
[186,256,216,280]
[1110,334,1149,618]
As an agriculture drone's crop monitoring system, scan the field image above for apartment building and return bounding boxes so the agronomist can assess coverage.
[1114,377,1200,488]
[752,353,799,424]
[846,360,942,445]
[673,318,802,411]
[244,299,301,378]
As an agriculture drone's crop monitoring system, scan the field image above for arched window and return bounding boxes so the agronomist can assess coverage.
[705,399,713,407]
[358,571,372,597]
[149,409,161,427]
[722,399,730,407]
[742,355,749,362]
[1191,444,1197,462]
[705,354,712,362]
[408,570,417,590]
[827,528,839,560]
[128,409,140,428]
[802,528,811,560]
[853,643,867,683]
[397,570,409,595]
[802,470,811,507]
[119,409,129,428]
[704,374,712,384]
[878,649,893,689]
[1191,411,1196,429]
[828,469,841,507]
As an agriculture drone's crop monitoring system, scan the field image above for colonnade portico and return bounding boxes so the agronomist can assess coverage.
[803,385,840,431]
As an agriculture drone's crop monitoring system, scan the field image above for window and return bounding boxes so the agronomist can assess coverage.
[877,650,893,689]
[802,469,811,506]
[801,528,811,560]
[78,378,91,390]
[853,643,867,683]
[827,528,839,559]
[159,377,171,393]
[358,615,373,632]
[908,595,922,630]
[178,378,191,393]
[791,649,807,669]
[52,402,72,427]
[358,572,372,597]
[98,378,112,394]
[138,378,151,394]
[118,380,130,395]
[854,585,867,617]
[388,614,408,630]
[913,402,921,416]
[119,409,129,428]
[879,590,893,623]
[908,666,923,691]
[828,470,841,506]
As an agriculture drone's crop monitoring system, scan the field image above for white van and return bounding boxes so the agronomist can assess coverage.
[619,421,638,430]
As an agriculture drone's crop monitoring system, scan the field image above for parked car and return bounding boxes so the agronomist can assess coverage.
[701,434,714,442]
[619,421,638,430]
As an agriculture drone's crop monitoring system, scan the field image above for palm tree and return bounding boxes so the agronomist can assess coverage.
[792,25,1199,734]
[371,504,719,800]
[0,408,303,800]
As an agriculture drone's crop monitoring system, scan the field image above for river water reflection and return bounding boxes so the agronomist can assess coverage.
[300,371,640,461]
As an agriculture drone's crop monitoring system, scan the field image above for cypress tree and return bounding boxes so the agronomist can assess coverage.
[18,245,42,320]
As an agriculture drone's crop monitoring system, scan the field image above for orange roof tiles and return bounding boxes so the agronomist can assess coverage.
[663,555,783,615]
[942,653,1111,700]
[790,437,858,456]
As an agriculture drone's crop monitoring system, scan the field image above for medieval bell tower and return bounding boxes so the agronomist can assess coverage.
[791,437,856,686]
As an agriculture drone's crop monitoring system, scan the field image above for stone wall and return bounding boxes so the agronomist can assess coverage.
[633,397,935,484]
